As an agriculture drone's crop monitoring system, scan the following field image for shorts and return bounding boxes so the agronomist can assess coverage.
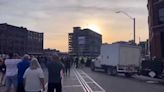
[5,75,17,88]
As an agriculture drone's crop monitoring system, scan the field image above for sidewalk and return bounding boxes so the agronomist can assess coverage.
[62,69,85,92]
[0,68,105,92]
[0,68,84,92]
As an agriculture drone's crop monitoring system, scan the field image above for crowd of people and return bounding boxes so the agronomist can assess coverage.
[0,53,65,92]
[73,57,92,69]
[0,53,93,92]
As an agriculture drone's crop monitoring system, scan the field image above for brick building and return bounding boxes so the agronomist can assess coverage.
[148,0,164,60]
[0,23,43,55]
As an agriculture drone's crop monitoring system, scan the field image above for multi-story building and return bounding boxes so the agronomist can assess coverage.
[0,23,44,55]
[148,0,164,60]
[68,27,102,58]
[27,31,44,54]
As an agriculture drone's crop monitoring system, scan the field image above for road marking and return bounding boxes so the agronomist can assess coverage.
[86,82,95,83]
[73,69,87,92]
[43,69,106,92]
[63,85,82,88]
[75,69,92,92]
[43,70,87,92]
[78,70,106,92]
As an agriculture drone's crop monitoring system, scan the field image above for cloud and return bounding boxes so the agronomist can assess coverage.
[0,0,147,20]
[0,0,10,5]
[0,0,148,51]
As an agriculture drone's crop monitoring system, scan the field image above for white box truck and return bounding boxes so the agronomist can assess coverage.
[90,43,141,77]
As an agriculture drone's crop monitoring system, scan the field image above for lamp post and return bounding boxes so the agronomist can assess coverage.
[116,11,136,44]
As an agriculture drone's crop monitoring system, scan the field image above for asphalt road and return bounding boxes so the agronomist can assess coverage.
[0,67,164,92]
[82,67,164,92]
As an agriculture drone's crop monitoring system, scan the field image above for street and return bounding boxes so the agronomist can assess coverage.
[82,67,164,92]
[0,0,164,92]
[0,67,164,92]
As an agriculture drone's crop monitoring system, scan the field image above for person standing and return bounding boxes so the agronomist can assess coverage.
[0,57,6,86]
[61,57,66,75]
[5,53,21,92]
[23,58,45,92]
[65,57,71,76]
[46,55,64,92]
[17,54,30,92]
[80,58,85,68]
[75,57,79,68]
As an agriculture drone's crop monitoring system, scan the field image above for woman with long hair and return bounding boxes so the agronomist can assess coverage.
[23,58,45,92]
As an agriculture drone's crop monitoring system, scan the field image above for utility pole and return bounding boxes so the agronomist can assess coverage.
[116,11,136,44]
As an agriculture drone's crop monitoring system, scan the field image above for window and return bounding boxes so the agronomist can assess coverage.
[78,36,86,45]
[158,8,164,24]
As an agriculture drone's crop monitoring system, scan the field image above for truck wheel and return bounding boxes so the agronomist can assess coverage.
[90,64,95,71]
[125,73,132,77]
[111,68,117,76]
[107,68,112,75]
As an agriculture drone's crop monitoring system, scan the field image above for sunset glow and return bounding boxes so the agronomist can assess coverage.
[0,0,148,52]
[87,24,101,34]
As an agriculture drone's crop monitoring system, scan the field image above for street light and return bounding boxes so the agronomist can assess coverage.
[116,11,136,44]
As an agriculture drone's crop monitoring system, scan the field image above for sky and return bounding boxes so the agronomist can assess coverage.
[0,0,148,52]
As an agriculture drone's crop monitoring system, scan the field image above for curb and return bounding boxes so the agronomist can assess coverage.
[133,75,164,83]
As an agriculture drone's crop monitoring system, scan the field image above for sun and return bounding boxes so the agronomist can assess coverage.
[87,24,101,33]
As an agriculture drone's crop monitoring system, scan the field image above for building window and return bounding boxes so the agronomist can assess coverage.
[78,36,86,45]
[158,8,164,24]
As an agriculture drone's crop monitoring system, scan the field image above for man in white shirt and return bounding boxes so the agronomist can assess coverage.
[5,53,21,92]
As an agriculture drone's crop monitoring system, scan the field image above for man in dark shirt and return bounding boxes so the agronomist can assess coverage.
[46,55,64,92]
